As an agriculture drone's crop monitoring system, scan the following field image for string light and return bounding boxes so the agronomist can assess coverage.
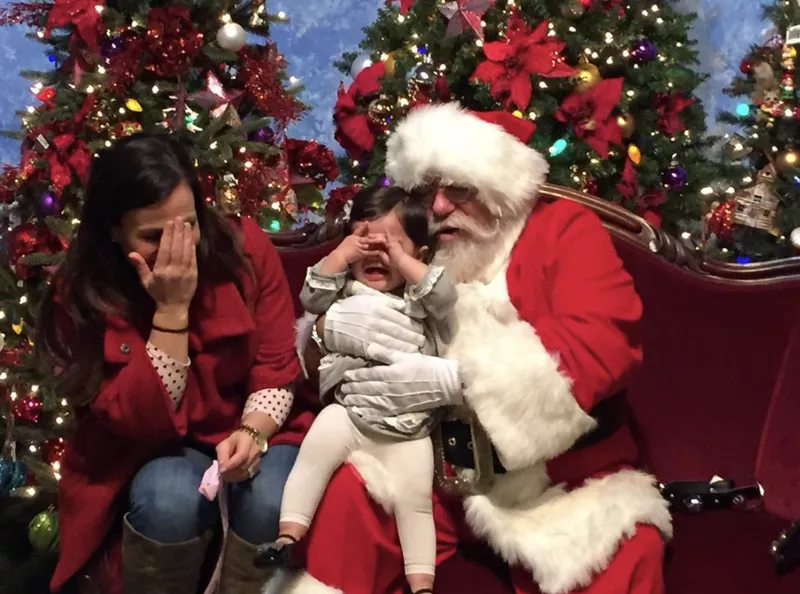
[29,445,37,453]
[221,13,232,23]
[539,81,548,89]
[36,29,44,38]
[0,311,5,320]
[397,14,406,23]
[26,487,36,497]
[9,391,17,400]
[31,385,39,393]
[56,417,64,425]
[131,19,139,27]
[105,141,112,147]
[0,372,7,381]
[85,85,95,94]
[701,187,714,195]
[97,66,106,74]
[743,176,753,183]
[26,106,35,114]
[152,85,160,94]
[19,296,27,305]
[277,11,287,19]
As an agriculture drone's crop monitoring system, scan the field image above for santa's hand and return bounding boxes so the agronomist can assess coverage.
[323,294,425,359]
[339,345,463,413]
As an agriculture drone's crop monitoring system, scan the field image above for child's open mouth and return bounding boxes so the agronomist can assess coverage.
[363,265,390,281]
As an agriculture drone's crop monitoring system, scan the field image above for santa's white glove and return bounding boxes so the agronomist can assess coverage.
[323,294,425,359]
[339,344,463,414]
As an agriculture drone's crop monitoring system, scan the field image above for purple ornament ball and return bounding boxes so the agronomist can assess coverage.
[248,127,275,144]
[630,39,657,63]
[101,35,125,61]
[662,166,688,191]
[378,176,391,187]
[37,190,62,217]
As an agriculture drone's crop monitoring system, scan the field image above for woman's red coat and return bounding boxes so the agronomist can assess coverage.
[49,217,311,592]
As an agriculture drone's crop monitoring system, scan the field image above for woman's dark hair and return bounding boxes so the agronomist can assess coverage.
[347,185,430,248]
[36,132,250,406]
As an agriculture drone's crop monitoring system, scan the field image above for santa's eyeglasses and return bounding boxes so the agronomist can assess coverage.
[410,183,477,207]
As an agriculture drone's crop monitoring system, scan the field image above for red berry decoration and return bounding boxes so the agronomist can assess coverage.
[13,395,43,423]
[43,438,67,466]
[740,59,754,75]
[36,87,56,103]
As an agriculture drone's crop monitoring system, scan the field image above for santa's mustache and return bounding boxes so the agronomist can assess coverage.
[430,211,497,242]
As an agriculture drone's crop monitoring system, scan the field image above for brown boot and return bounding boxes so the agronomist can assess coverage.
[218,531,276,594]
[121,516,212,594]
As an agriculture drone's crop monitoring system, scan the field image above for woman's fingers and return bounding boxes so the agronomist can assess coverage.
[127,252,152,286]
[154,220,174,269]
[169,217,185,264]
[181,222,194,268]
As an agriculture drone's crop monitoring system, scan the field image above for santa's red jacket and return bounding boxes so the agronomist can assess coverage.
[49,217,307,593]
[275,198,672,594]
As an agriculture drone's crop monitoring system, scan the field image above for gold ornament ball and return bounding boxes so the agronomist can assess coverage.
[777,148,800,171]
[29,509,59,552]
[573,62,601,92]
[217,183,241,214]
[561,2,586,18]
[125,98,143,113]
[384,51,400,76]
[616,114,636,139]
[367,95,394,125]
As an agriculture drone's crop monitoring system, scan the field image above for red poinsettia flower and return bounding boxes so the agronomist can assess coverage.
[45,0,103,54]
[615,159,666,228]
[333,62,386,157]
[652,92,695,136]
[471,14,574,110]
[555,77,624,157]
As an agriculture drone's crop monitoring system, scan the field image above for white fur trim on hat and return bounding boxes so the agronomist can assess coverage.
[386,103,549,217]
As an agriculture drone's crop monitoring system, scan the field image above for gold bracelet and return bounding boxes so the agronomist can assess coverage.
[235,423,268,453]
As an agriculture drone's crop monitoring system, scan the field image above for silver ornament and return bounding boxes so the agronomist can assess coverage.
[350,53,374,78]
[790,227,800,248]
[216,23,247,52]
[406,63,436,90]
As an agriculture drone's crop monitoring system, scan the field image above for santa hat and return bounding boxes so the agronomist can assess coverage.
[385,103,549,217]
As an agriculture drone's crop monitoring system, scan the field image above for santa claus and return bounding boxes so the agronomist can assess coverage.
[267,102,671,594]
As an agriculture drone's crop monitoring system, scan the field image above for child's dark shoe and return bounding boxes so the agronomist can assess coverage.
[253,535,297,568]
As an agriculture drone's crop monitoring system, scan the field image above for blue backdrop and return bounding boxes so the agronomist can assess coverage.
[0,0,767,164]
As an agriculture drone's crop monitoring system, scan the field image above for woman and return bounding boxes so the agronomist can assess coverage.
[37,133,303,594]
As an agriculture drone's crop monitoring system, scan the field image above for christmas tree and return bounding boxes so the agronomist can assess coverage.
[0,1,337,591]
[331,0,729,233]
[711,1,800,262]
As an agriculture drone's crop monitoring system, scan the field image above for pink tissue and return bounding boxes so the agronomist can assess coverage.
[199,460,221,501]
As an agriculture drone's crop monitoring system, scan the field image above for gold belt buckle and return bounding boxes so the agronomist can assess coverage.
[432,406,498,496]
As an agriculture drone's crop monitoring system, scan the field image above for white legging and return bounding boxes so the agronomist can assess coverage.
[280,403,435,576]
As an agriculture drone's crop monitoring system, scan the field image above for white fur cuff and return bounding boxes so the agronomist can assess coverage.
[448,289,596,470]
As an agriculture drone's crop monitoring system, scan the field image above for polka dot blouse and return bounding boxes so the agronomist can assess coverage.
[146,342,294,426]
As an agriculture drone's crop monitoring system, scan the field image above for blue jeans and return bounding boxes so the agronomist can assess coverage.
[127,444,299,545]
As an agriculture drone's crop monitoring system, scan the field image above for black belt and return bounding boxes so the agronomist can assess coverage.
[440,392,626,475]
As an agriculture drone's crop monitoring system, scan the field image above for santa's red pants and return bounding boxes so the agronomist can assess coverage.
[301,465,664,594]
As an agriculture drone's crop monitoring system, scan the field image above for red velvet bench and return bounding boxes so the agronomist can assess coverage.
[272,184,800,594]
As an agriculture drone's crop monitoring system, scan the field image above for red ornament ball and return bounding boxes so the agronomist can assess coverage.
[43,438,67,466]
[706,200,736,242]
[13,395,43,423]
[739,59,754,75]
[36,87,56,103]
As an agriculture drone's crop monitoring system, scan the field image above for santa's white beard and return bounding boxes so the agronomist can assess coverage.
[431,213,512,283]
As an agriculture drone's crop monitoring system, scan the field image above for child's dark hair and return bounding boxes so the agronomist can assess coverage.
[348,185,430,248]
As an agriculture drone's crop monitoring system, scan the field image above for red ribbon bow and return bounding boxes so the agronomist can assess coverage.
[333,62,386,157]
[47,133,90,193]
[652,92,695,136]
[616,159,666,227]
